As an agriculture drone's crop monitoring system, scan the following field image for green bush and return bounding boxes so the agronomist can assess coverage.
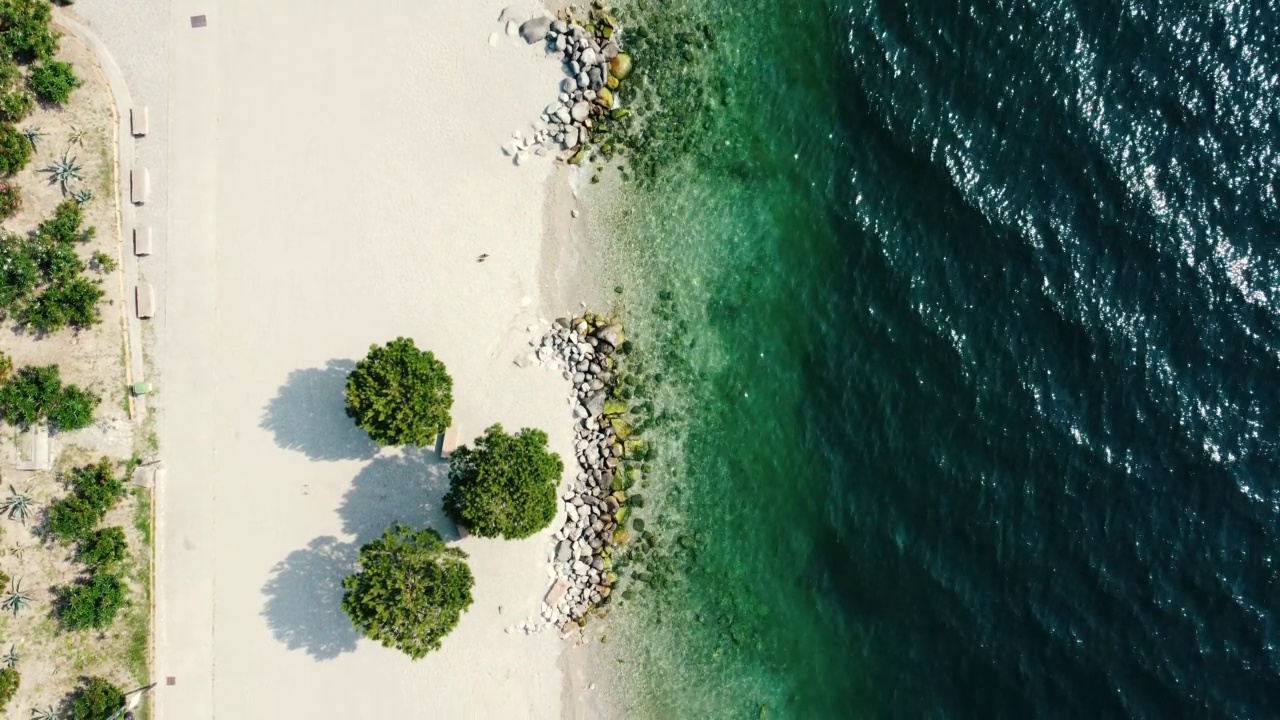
[47,458,124,543]
[0,667,17,711]
[76,526,127,568]
[47,494,97,543]
[0,59,29,122]
[56,570,125,630]
[0,233,35,307]
[0,0,57,63]
[0,122,28,174]
[90,250,115,272]
[0,364,99,431]
[0,179,18,219]
[443,424,563,539]
[0,201,102,333]
[0,85,31,122]
[344,337,453,447]
[69,676,125,720]
[17,275,103,333]
[341,524,473,659]
[27,59,76,104]
[37,200,90,244]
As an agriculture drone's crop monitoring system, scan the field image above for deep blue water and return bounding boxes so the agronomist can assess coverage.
[598,0,1280,716]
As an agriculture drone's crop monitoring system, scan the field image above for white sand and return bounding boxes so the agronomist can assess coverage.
[67,0,595,716]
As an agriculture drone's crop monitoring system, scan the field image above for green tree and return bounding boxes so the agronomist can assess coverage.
[76,526,127,569]
[0,122,28,174]
[68,676,124,720]
[0,666,17,711]
[0,0,58,63]
[55,570,125,630]
[443,424,563,539]
[340,524,473,659]
[344,337,453,447]
[27,59,76,104]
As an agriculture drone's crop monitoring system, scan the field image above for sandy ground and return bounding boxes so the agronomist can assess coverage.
[66,0,609,717]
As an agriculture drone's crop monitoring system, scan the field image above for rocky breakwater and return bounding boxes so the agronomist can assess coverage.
[502,5,634,166]
[529,314,646,637]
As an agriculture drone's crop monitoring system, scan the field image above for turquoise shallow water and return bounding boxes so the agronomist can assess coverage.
[594,0,1280,717]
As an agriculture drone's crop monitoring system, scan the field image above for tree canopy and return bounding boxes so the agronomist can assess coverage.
[444,424,563,539]
[340,524,473,659]
[344,337,453,447]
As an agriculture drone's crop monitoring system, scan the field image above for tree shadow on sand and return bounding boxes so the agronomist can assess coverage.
[260,449,455,659]
[260,535,361,660]
[260,359,379,461]
[338,448,455,542]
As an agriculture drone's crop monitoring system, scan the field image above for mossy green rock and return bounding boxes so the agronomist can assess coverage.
[596,87,614,108]
[615,506,629,524]
[611,527,630,545]
[609,52,633,80]
[602,399,628,416]
[610,107,629,121]
[623,438,646,457]
[610,418,633,440]
[610,473,625,492]
[606,74,620,90]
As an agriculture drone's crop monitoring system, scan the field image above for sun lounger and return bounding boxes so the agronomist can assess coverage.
[131,168,149,204]
[133,226,153,256]
[131,106,149,136]
[136,282,155,318]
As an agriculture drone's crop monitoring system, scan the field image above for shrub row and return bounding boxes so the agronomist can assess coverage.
[47,458,130,631]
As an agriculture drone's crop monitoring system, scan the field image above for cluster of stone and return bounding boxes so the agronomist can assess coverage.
[531,315,641,635]
[502,8,633,166]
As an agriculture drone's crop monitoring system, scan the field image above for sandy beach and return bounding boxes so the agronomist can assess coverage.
[67,0,603,716]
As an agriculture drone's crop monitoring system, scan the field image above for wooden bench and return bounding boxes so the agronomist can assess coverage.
[133,226,153,256]
[439,426,459,459]
[131,106,149,136]
[136,282,155,318]
[131,168,150,204]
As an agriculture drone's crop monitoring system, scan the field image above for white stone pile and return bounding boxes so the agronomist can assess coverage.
[500,14,622,165]
[526,316,629,635]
